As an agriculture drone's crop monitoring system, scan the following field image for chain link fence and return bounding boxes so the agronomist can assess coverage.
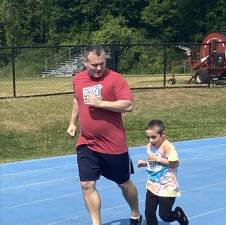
[1,42,226,162]
[1,42,226,98]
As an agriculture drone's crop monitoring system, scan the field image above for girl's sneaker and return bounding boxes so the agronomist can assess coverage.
[175,207,189,225]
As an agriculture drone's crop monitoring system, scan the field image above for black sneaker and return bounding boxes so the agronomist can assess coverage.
[130,214,143,225]
[175,207,189,225]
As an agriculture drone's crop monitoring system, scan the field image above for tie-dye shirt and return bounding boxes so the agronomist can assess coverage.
[146,140,181,197]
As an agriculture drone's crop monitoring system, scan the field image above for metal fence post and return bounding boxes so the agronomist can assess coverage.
[12,46,16,97]
[163,45,167,88]
[208,44,211,88]
[111,41,116,71]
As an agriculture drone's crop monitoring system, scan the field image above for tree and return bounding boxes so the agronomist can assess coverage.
[205,0,226,34]
[176,0,226,42]
[1,0,226,46]
[1,0,55,46]
[91,15,143,44]
[141,0,179,42]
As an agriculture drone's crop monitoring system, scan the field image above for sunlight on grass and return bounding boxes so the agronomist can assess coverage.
[1,88,226,162]
[0,74,206,97]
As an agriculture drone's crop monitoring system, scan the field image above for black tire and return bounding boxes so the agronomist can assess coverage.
[195,70,210,84]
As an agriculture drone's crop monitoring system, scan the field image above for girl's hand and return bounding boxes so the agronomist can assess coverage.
[147,154,157,161]
[137,160,147,168]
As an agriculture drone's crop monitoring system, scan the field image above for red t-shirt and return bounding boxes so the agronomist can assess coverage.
[72,69,133,154]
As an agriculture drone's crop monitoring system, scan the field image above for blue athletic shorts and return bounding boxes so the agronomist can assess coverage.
[76,145,134,184]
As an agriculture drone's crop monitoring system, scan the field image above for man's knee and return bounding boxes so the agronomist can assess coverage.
[118,179,132,190]
[80,181,96,193]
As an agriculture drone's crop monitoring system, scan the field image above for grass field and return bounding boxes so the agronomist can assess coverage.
[0,74,205,98]
[0,87,226,162]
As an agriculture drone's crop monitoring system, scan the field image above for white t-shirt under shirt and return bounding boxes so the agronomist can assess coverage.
[146,139,181,197]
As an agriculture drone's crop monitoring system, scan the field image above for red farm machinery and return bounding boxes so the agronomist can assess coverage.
[169,31,226,85]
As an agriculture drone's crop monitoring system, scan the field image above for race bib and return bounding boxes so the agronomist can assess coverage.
[83,84,102,101]
[147,161,163,172]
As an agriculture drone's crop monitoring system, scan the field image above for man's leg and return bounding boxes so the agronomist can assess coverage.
[100,152,142,224]
[80,180,101,225]
[118,179,140,218]
[76,146,102,225]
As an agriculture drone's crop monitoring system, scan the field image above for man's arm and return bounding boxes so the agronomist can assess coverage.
[66,98,79,136]
[84,95,133,113]
[98,99,133,113]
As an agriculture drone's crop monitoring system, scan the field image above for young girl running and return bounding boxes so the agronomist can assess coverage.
[137,120,189,225]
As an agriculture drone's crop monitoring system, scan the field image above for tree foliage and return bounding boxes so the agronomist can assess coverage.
[0,0,225,47]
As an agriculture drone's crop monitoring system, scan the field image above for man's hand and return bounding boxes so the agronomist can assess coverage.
[137,160,147,168]
[67,124,77,137]
[84,94,103,107]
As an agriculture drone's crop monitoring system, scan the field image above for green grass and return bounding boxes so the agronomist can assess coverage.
[0,77,73,97]
[0,88,226,162]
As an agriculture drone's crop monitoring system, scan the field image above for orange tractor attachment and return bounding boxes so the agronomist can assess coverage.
[169,31,226,85]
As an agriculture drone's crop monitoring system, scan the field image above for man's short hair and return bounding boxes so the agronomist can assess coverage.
[146,119,166,134]
[84,45,106,60]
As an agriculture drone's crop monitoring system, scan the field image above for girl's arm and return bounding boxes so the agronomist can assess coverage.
[156,157,179,168]
[137,160,148,168]
[148,154,179,168]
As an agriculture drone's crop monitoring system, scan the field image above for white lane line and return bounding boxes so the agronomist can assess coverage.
[2,192,83,211]
[131,143,226,154]
[3,150,225,191]
[189,206,226,219]
[2,162,226,191]
[45,200,226,225]
[3,180,226,211]
[1,136,225,168]
[1,151,219,177]
[2,177,146,210]
[1,154,75,165]
[173,136,226,144]
[0,165,75,177]
[182,181,226,193]
[1,142,225,177]
[179,164,226,172]
[0,176,78,192]
[45,202,132,225]
[182,152,226,161]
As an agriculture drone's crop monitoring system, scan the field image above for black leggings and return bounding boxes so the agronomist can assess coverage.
[145,190,178,225]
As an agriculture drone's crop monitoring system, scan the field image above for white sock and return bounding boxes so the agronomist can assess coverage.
[130,214,141,220]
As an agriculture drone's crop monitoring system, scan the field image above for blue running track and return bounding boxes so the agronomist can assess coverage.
[1,137,226,225]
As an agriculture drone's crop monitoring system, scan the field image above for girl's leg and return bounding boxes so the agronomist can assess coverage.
[158,196,189,224]
[145,190,159,225]
[158,196,177,222]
